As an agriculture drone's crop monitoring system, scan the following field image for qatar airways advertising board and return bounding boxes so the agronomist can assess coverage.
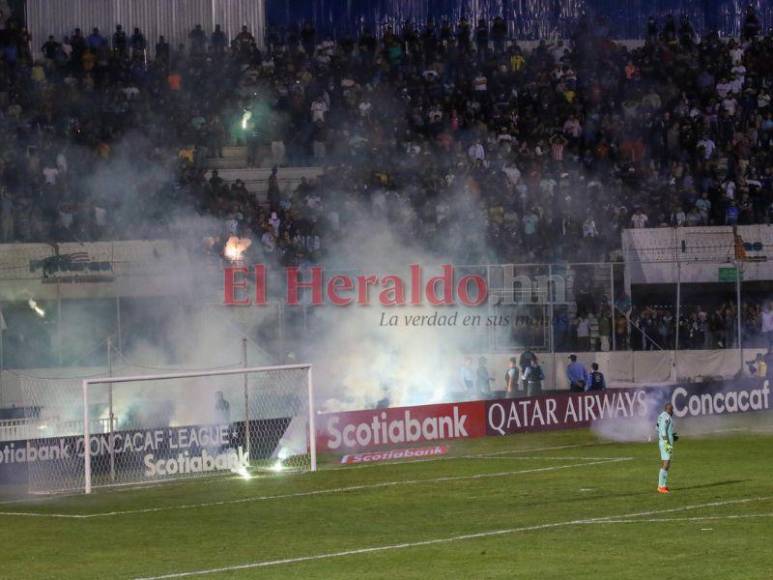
[316,380,772,453]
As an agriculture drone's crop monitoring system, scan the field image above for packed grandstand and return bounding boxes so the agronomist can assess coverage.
[0,7,772,364]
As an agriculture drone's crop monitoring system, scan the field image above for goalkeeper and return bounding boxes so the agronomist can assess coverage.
[656,402,679,494]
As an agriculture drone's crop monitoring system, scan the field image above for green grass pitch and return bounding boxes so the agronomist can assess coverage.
[2,426,773,579]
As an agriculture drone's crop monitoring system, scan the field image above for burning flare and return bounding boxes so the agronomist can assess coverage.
[241,110,252,130]
[224,236,252,261]
[28,299,45,317]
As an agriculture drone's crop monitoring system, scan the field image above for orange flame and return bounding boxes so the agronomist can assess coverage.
[224,236,252,261]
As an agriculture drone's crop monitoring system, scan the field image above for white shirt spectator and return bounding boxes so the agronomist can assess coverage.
[42,166,59,185]
[310,99,328,122]
[695,196,711,219]
[729,46,744,65]
[631,211,649,229]
[723,180,736,200]
[122,86,140,99]
[582,217,598,237]
[358,100,372,117]
[716,81,734,98]
[467,142,485,161]
[58,206,74,228]
[762,309,773,333]
[563,117,582,138]
[672,209,686,226]
[268,212,281,236]
[503,163,521,186]
[56,152,68,173]
[576,318,590,338]
[722,97,738,116]
[697,138,715,159]
[94,206,107,227]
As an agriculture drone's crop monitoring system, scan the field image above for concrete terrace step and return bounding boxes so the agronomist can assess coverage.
[205,157,260,169]
[221,146,248,158]
[205,166,325,196]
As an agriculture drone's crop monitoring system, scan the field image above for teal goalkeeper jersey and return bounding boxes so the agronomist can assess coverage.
[657,411,674,445]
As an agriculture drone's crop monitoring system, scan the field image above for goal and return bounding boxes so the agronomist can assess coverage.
[19,364,316,494]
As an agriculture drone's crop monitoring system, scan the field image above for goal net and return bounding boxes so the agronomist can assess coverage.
[17,364,315,494]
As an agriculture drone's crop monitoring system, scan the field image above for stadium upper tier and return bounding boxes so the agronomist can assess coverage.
[0,15,770,269]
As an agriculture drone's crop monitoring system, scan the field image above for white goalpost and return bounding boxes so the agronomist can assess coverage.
[20,364,316,495]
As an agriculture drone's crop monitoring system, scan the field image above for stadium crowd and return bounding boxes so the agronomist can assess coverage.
[558,299,772,352]
[0,11,771,261]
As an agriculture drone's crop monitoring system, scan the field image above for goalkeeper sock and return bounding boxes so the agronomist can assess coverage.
[662,469,668,488]
[658,469,667,487]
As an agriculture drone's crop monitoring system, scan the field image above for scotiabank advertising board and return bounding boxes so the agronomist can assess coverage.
[316,380,772,453]
[316,401,487,452]
[0,418,290,486]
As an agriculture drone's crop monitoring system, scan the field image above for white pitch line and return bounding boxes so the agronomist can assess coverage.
[133,496,773,580]
[589,512,773,525]
[0,511,90,519]
[591,495,773,521]
[0,457,630,519]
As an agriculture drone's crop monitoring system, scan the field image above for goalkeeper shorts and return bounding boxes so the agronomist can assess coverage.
[659,439,673,461]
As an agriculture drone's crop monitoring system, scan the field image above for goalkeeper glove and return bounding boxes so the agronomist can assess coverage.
[673,433,679,442]
[664,442,673,453]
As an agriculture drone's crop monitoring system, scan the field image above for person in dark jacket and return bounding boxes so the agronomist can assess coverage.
[519,349,534,391]
[588,363,606,390]
[523,359,544,397]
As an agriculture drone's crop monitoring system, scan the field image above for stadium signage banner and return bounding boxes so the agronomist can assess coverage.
[486,389,649,435]
[224,264,489,307]
[0,419,287,486]
[623,225,773,285]
[29,252,114,283]
[340,445,448,465]
[670,382,770,418]
[317,402,486,452]
[317,380,772,452]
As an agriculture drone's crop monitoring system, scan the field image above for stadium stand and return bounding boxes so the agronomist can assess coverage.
[0,9,772,354]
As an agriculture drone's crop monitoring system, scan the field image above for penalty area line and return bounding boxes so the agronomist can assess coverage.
[134,496,773,580]
[0,457,631,519]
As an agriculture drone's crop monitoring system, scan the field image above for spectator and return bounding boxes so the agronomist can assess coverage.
[523,358,544,396]
[189,24,206,55]
[505,357,520,397]
[87,27,106,50]
[631,208,649,228]
[112,25,127,55]
[566,354,589,393]
[476,356,494,397]
[459,356,475,393]
[518,349,534,391]
[588,363,606,391]
[762,303,773,347]
[130,27,146,57]
[576,314,591,351]
[211,25,227,55]
[155,35,170,62]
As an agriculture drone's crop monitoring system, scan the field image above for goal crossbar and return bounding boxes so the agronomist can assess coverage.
[81,364,315,494]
